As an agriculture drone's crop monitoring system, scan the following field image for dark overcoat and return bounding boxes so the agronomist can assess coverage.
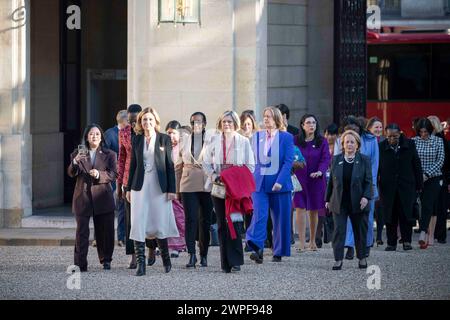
[378,135,423,224]
[68,147,117,217]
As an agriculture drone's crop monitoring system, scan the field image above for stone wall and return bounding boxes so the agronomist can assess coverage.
[128,0,267,128]
[30,0,64,209]
[267,0,307,128]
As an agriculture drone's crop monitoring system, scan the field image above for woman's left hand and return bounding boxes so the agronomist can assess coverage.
[310,171,322,178]
[360,197,368,210]
[167,193,177,201]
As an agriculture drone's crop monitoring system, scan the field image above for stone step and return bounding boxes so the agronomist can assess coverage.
[21,215,118,229]
[0,228,95,246]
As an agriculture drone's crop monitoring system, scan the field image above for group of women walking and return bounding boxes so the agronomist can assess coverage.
[68,103,449,274]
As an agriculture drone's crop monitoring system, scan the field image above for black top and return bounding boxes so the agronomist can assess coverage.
[342,160,353,212]
[287,125,300,136]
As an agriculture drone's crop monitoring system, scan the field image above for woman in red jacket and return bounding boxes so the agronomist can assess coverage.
[203,111,255,273]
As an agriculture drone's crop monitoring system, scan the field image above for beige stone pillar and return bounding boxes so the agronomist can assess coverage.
[0,0,32,228]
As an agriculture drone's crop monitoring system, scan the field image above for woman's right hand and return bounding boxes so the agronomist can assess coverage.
[126,191,131,203]
[74,153,87,164]
[325,202,329,209]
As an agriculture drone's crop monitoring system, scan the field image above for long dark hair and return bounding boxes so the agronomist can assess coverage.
[298,114,323,147]
[165,120,182,132]
[81,123,106,149]
[340,115,366,136]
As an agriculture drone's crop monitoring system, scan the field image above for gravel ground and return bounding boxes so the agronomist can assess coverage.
[0,234,449,300]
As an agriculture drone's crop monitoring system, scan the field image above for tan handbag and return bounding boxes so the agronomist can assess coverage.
[211,182,226,199]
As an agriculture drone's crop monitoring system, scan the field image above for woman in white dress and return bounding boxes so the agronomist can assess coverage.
[125,107,179,275]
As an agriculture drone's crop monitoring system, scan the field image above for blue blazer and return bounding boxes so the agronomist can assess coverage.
[104,126,119,155]
[252,130,294,193]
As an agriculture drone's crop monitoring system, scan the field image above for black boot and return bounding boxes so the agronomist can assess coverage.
[157,238,171,273]
[200,256,208,267]
[134,241,146,276]
[186,253,197,268]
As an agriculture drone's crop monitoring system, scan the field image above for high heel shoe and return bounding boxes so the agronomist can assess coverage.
[376,239,383,246]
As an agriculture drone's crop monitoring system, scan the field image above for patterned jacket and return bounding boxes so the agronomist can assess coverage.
[117,125,133,187]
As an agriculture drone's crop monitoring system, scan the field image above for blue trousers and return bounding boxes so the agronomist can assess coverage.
[246,191,291,257]
[115,192,126,242]
[345,200,374,248]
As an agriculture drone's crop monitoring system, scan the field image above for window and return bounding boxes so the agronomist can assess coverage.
[158,0,200,25]
[431,44,450,99]
[368,43,450,101]
[368,44,431,100]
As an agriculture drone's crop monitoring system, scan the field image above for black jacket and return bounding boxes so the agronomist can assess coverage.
[326,152,373,214]
[378,135,423,224]
[126,133,176,194]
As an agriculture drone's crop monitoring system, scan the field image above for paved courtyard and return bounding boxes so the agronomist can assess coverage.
[1,231,449,300]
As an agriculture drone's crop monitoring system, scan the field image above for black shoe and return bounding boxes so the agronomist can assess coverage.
[128,262,137,269]
[200,256,208,267]
[402,243,413,251]
[358,258,368,269]
[264,240,272,249]
[437,239,447,244]
[316,238,323,248]
[147,251,156,266]
[134,241,146,276]
[250,249,264,264]
[345,247,354,260]
[385,245,396,251]
[332,261,343,270]
[222,268,231,273]
[398,238,404,244]
[244,244,252,252]
[376,239,384,246]
[413,228,420,234]
[272,256,282,262]
[103,262,111,270]
[186,254,197,268]
[365,247,370,258]
[231,266,241,272]
[156,238,172,273]
[77,265,88,272]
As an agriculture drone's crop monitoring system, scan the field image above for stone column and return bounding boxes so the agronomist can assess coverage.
[0,0,32,228]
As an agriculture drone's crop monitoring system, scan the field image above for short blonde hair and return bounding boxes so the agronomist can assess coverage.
[428,115,443,133]
[216,110,240,132]
[341,130,361,151]
[134,107,161,134]
[263,106,286,131]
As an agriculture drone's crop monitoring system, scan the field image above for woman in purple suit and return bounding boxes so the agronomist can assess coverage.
[294,114,331,252]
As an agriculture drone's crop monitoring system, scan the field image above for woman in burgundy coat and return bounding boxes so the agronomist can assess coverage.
[68,124,117,272]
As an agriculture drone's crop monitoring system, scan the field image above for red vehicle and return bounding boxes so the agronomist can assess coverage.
[367,32,450,137]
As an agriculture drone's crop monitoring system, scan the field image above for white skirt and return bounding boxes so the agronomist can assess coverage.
[130,169,179,242]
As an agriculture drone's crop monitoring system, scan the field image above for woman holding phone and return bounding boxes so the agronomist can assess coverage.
[68,124,117,272]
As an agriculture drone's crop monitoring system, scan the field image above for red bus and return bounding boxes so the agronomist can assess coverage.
[367,32,450,137]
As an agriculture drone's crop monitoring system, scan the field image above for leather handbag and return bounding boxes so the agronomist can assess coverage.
[211,182,226,199]
[291,174,302,193]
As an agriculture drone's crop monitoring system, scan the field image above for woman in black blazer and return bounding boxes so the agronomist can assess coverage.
[326,130,372,270]
[125,107,179,276]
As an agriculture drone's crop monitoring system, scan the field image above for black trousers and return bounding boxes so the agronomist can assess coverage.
[74,212,115,269]
[181,192,213,256]
[435,184,449,241]
[266,213,273,247]
[124,199,153,255]
[419,177,442,232]
[386,192,413,246]
[211,196,244,271]
[374,201,384,242]
[332,209,368,261]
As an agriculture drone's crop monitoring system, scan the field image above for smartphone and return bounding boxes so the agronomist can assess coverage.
[78,144,88,156]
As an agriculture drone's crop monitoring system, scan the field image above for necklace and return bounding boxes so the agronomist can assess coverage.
[344,155,355,163]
